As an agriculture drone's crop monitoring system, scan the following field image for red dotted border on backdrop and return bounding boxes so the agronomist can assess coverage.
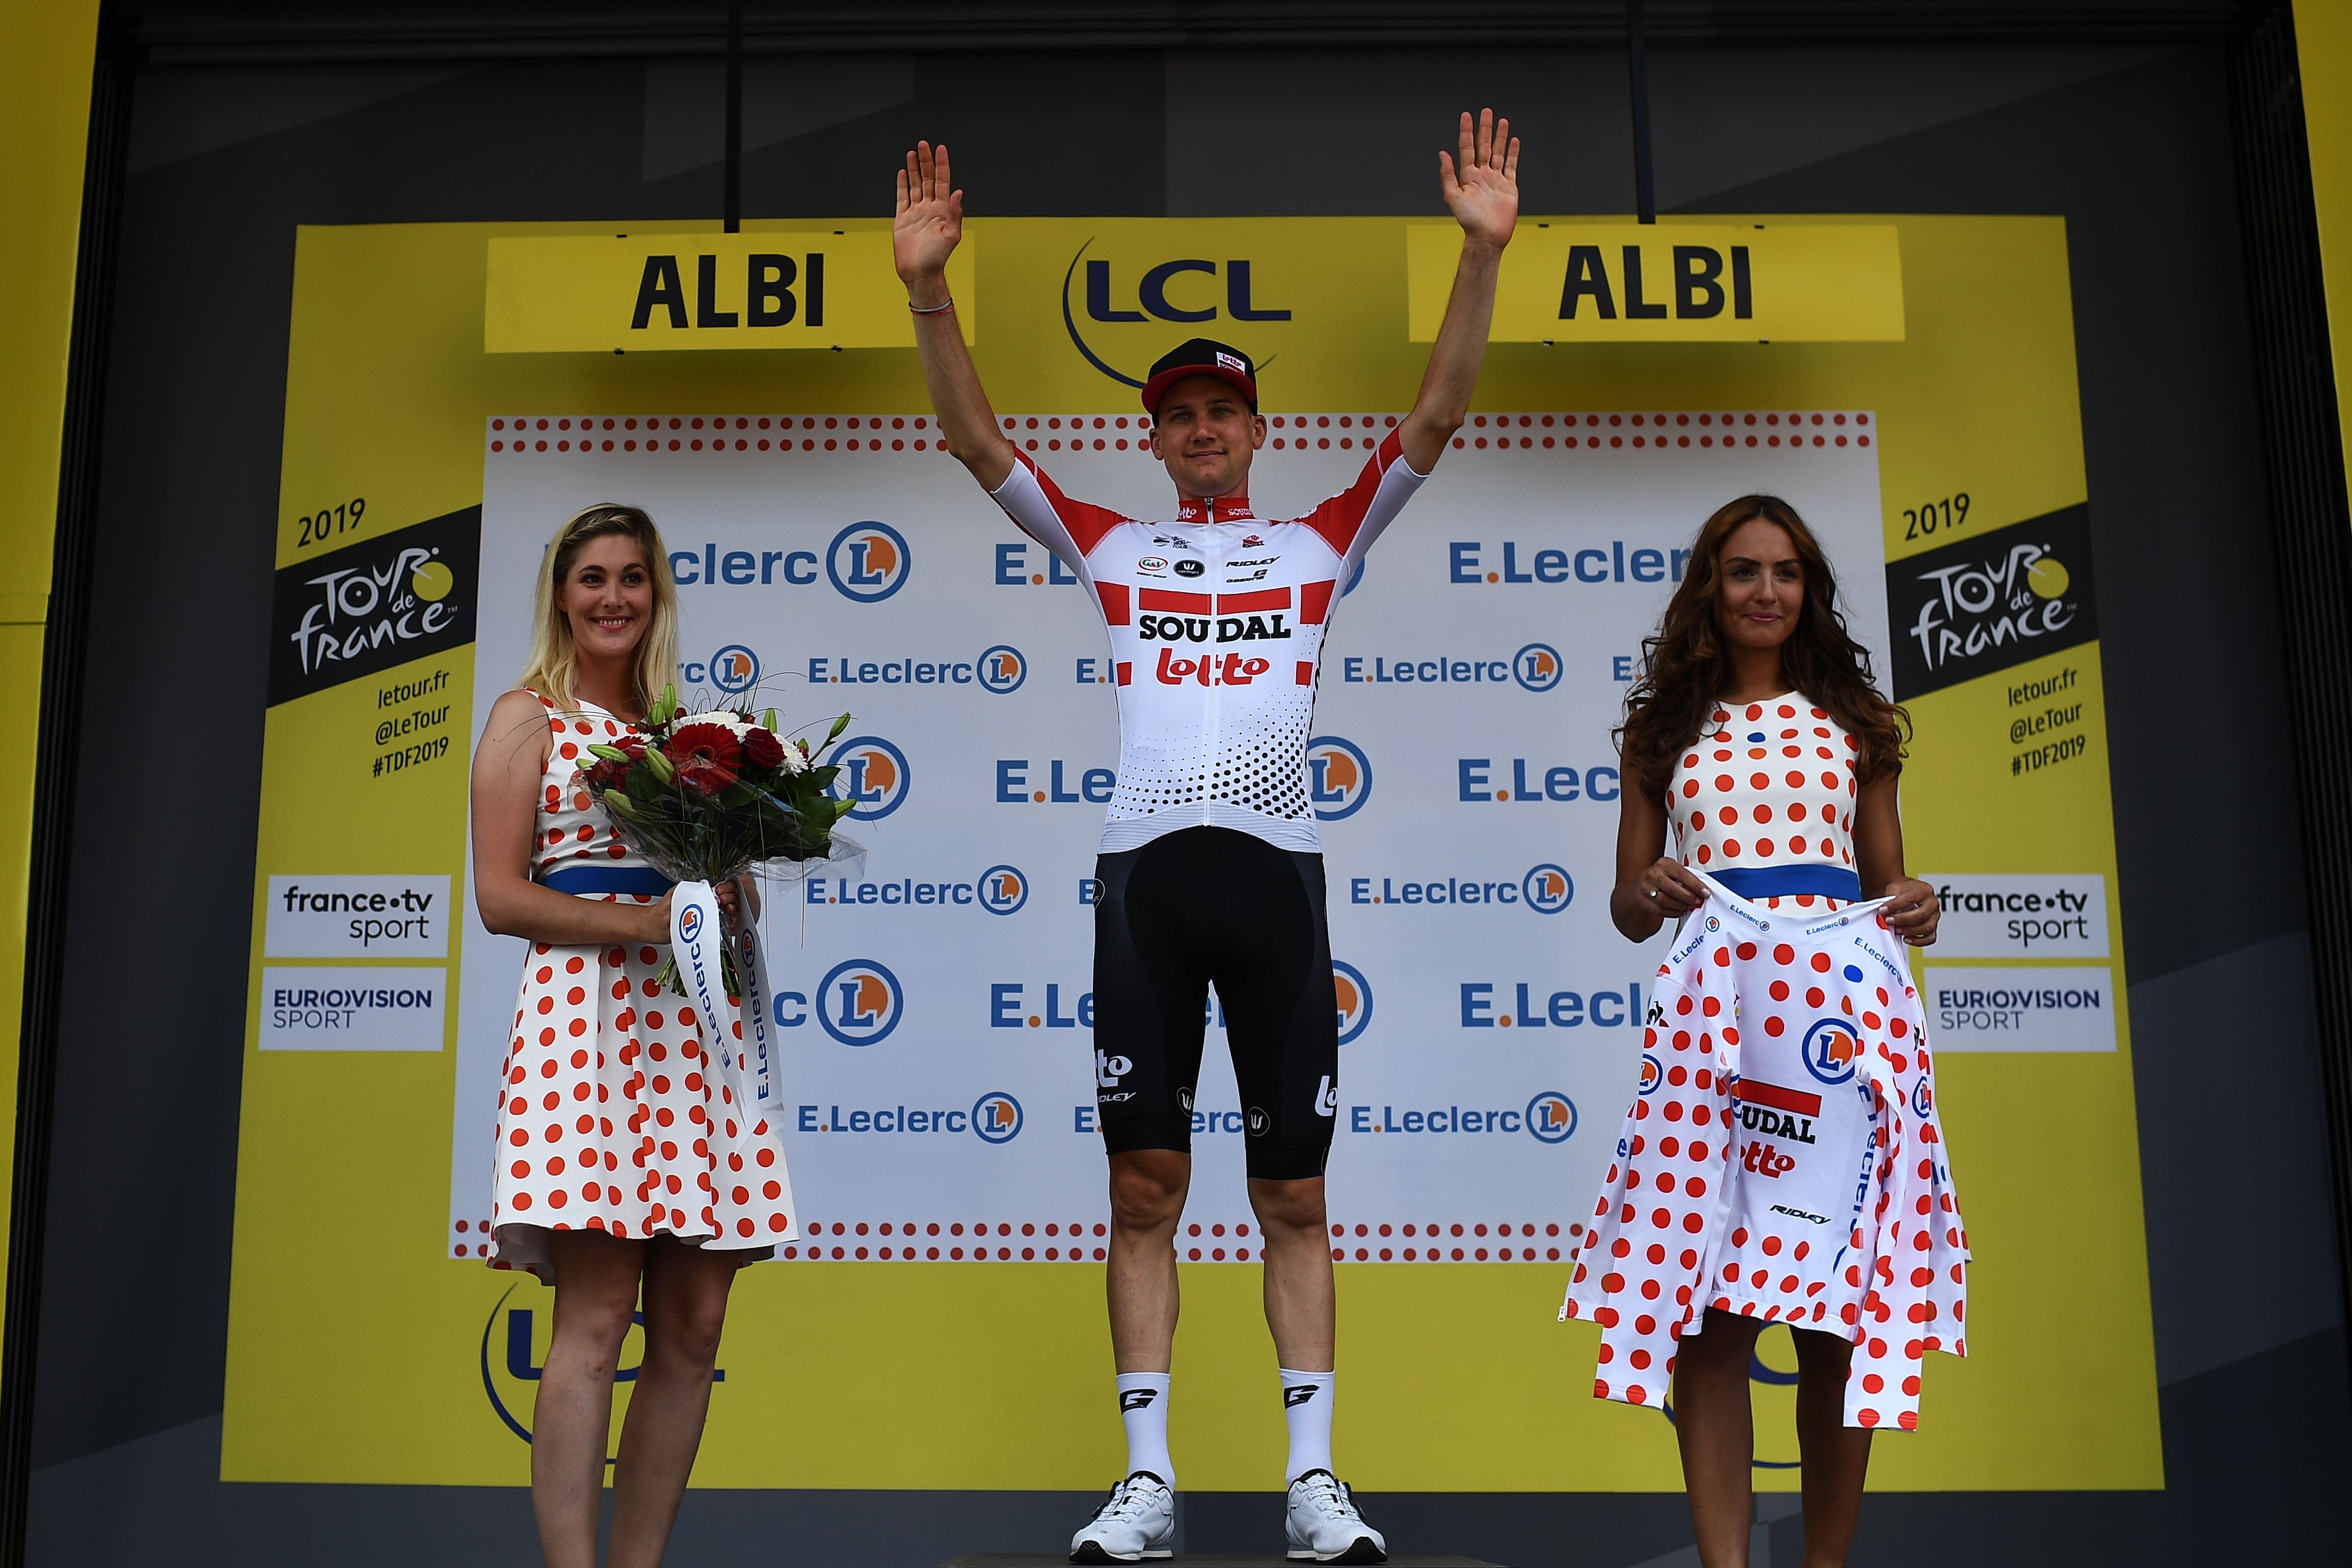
[455,1215,1589,1263]
[482,411,1873,458]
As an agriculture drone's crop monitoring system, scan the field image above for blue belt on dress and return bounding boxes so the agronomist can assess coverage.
[541,866,675,896]
[1711,865,1863,903]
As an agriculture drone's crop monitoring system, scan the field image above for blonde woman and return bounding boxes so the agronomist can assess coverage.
[471,504,792,1568]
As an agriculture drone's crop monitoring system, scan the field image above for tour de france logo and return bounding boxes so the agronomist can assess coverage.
[815,958,904,1046]
[978,865,1029,915]
[825,520,911,603]
[1800,1016,1861,1087]
[1306,735,1372,821]
[977,645,1027,694]
[1512,641,1563,693]
[1333,960,1373,1045]
[708,644,759,695]
[823,735,911,820]
[971,1091,1024,1144]
[1525,1091,1578,1144]
[1522,863,1574,914]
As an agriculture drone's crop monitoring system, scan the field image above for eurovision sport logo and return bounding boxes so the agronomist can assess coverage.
[1307,736,1372,821]
[1333,960,1373,1045]
[816,959,904,1046]
[826,521,912,603]
[825,735,911,819]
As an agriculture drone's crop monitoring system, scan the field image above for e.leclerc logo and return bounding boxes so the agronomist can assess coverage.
[1523,864,1574,913]
[972,1091,1024,1143]
[1307,735,1372,821]
[826,521,911,603]
[825,735,911,819]
[685,644,760,695]
[676,904,704,942]
[1526,1091,1578,1144]
[1333,960,1373,1045]
[1516,643,1563,691]
[482,1286,716,1449]
[1638,1054,1663,1096]
[979,865,1029,914]
[1800,1016,1860,1086]
[815,959,903,1046]
[978,646,1027,693]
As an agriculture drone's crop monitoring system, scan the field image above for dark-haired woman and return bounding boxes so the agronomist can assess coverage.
[1606,496,1938,1567]
[472,504,793,1568]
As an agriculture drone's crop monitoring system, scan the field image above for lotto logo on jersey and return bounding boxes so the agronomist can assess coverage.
[979,865,1029,914]
[1800,1018,1861,1085]
[815,959,903,1046]
[826,522,911,602]
[825,735,911,820]
[1307,736,1372,820]
[1333,960,1373,1044]
[682,644,760,695]
[972,1092,1024,1144]
[1526,1092,1579,1144]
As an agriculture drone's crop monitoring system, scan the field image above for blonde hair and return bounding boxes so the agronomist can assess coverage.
[516,504,680,714]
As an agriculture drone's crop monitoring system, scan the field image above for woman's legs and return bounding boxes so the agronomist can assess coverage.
[534,1230,648,1568]
[1672,1308,1764,1567]
[607,1238,742,1568]
[1791,1327,1873,1568]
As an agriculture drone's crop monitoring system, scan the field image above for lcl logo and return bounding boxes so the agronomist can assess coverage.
[1061,242,1290,389]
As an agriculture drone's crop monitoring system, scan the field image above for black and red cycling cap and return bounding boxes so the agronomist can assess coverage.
[1142,338,1259,418]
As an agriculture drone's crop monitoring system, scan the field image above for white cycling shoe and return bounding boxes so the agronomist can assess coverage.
[1069,1471,1176,1563]
[1285,1469,1388,1563]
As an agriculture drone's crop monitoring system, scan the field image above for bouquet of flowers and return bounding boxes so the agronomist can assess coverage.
[576,684,857,998]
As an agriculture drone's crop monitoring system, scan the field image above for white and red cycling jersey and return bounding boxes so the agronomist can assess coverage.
[989,429,1427,854]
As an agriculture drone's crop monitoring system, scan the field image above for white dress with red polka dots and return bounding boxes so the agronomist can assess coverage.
[488,692,798,1281]
[1669,694,1861,913]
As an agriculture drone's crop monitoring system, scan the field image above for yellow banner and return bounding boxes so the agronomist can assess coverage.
[484,230,976,352]
[1410,221,1904,342]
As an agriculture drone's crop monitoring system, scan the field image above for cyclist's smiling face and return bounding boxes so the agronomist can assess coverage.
[1148,375,1267,499]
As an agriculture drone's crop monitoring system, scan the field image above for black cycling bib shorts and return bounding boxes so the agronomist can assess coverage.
[1091,826,1340,1181]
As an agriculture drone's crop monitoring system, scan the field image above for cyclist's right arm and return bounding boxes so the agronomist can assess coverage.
[895,141,1015,491]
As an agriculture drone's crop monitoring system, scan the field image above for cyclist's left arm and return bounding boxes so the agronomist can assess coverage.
[1399,108,1520,475]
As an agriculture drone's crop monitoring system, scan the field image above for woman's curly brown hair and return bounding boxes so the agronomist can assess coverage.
[1618,494,1908,798]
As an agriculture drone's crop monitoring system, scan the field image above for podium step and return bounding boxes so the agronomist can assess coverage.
[944,1557,1503,1567]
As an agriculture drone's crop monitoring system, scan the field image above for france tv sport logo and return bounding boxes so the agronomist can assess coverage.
[1307,736,1372,821]
[972,1091,1023,1144]
[816,959,903,1046]
[1801,1017,1860,1086]
[978,645,1027,694]
[826,521,911,603]
[708,644,759,695]
[1522,864,1573,913]
[1513,642,1563,693]
[979,865,1029,915]
[825,735,911,820]
[1333,960,1373,1045]
[1526,1091,1578,1144]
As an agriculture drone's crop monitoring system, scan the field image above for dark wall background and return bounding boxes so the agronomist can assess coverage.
[23,8,2348,1564]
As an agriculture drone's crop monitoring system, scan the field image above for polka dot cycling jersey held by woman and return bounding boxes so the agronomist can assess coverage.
[489,691,796,1276]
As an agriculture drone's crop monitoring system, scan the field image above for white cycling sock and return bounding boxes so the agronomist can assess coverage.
[1117,1372,1173,1486]
[1280,1368,1335,1480]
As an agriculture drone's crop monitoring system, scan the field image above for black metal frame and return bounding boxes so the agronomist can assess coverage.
[2228,0,2352,1352]
[6,2,2352,1562]
[0,8,137,1564]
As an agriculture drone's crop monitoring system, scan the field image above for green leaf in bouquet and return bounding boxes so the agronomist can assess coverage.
[763,708,779,732]
[601,787,640,819]
[626,757,666,801]
[808,765,841,791]
[719,780,757,808]
[640,746,676,786]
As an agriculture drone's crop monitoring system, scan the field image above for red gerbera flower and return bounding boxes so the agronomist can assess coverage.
[665,722,742,794]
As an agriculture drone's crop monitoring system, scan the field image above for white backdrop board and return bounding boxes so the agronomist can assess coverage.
[454,410,1888,1267]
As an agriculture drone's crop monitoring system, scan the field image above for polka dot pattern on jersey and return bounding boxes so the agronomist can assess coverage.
[1669,695,1859,910]
[488,693,798,1281]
